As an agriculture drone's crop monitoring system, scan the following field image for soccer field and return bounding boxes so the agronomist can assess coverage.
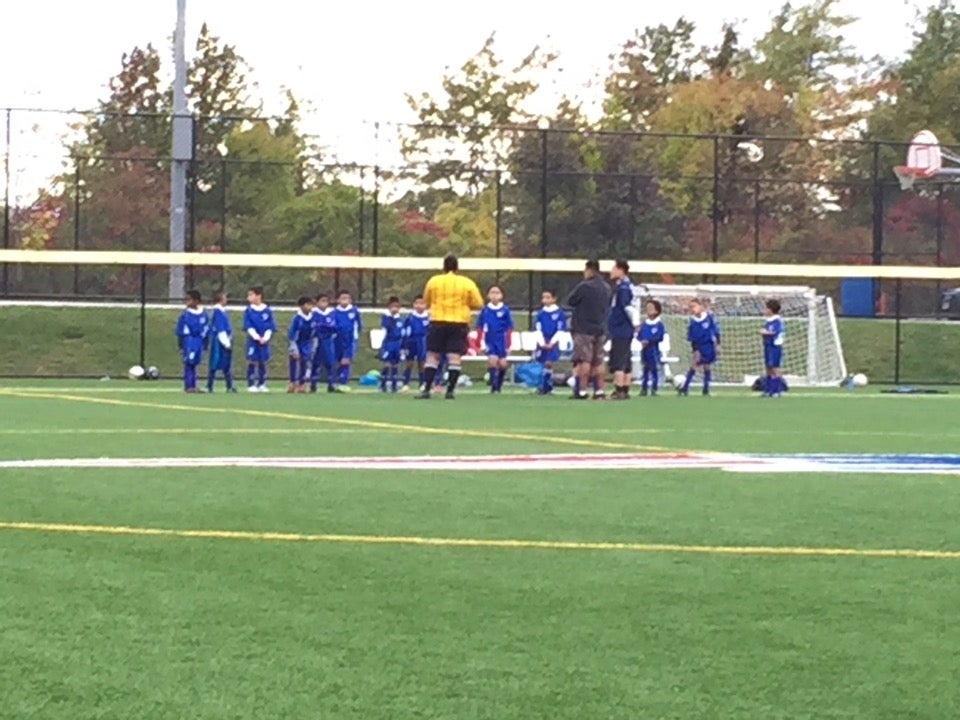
[2,383,960,719]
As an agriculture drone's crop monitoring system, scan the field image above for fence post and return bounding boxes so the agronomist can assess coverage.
[219,159,227,291]
[894,277,902,384]
[2,108,11,297]
[495,169,502,287]
[357,166,365,304]
[540,129,548,259]
[936,183,944,301]
[73,162,81,295]
[712,135,720,264]
[139,265,148,368]
[871,141,883,266]
[372,164,380,305]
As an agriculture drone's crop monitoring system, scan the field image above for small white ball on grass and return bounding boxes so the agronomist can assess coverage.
[852,373,868,387]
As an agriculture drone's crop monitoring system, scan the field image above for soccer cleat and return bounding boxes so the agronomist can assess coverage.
[258,385,270,393]
[335,384,352,393]
[297,385,308,394]
[247,385,259,393]
[570,392,589,400]
[287,383,297,394]
[309,386,318,394]
[227,387,237,393]
[593,392,607,401]
[327,386,337,393]
[444,389,456,400]
[415,390,431,400]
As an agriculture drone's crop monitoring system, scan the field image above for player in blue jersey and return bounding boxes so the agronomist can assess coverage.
[638,299,665,396]
[477,285,514,394]
[379,296,406,393]
[761,299,785,397]
[287,295,315,393]
[534,290,568,395]
[609,259,639,400]
[310,293,338,393]
[402,295,430,391]
[333,290,362,391]
[207,291,235,393]
[679,298,721,396]
[243,286,277,393]
[175,289,210,393]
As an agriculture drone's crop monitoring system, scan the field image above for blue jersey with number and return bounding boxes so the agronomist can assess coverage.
[478,303,514,355]
[244,304,276,341]
[639,318,664,364]
[381,312,406,345]
[311,307,337,338]
[175,307,209,364]
[288,311,314,355]
[763,315,784,368]
[334,305,362,342]
[404,311,430,339]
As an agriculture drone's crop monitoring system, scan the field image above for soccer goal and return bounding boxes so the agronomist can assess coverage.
[633,284,847,387]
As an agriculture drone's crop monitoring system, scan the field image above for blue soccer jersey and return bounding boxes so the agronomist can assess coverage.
[534,304,568,363]
[288,310,315,356]
[334,304,362,361]
[477,302,514,357]
[639,318,665,365]
[608,277,636,339]
[380,312,406,364]
[763,314,785,368]
[209,305,233,370]
[311,307,337,339]
[403,310,430,363]
[244,303,277,362]
[175,307,209,366]
[687,312,721,365]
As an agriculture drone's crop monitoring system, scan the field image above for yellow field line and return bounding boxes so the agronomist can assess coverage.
[0,390,668,452]
[1,520,957,560]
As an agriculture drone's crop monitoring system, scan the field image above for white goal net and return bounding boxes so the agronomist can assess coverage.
[633,284,847,387]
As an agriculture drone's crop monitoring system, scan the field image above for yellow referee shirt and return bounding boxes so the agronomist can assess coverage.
[423,272,484,324]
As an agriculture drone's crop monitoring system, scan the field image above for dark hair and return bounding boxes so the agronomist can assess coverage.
[337,289,352,298]
[213,291,226,304]
[186,289,201,303]
[297,295,313,307]
[388,296,400,305]
[646,299,662,315]
[614,258,629,273]
[443,255,459,272]
[542,288,557,298]
[766,298,782,314]
[488,284,503,293]
[314,293,328,302]
[413,294,424,301]
[248,286,264,297]
[585,259,601,272]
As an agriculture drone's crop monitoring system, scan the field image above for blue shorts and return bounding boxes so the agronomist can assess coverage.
[641,348,660,367]
[535,346,560,364]
[335,336,357,362]
[404,336,427,363]
[313,336,336,369]
[182,338,204,367]
[765,346,783,369]
[694,344,716,365]
[484,335,508,358]
[291,342,313,359]
[246,341,271,363]
[209,343,232,372]
[380,341,403,365]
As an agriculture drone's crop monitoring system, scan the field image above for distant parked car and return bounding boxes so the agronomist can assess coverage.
[939,288,960,319]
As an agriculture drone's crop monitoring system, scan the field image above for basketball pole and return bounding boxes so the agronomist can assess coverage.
[168,0,189,300]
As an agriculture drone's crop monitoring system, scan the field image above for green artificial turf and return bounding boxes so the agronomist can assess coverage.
[1,384,960,719]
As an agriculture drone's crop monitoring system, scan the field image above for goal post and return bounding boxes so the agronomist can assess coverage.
[633,284,848,387]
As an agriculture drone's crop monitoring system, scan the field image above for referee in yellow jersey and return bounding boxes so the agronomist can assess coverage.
[418,255,484,399]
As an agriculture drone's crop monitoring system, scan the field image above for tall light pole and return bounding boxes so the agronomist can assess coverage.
[169,0,190,299]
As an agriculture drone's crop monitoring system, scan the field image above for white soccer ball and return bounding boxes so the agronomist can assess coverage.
[673,374,686,389]
[852,372,868,387]
[128,365,145,380]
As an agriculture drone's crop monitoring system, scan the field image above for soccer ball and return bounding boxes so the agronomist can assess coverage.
[146,366,160,380]
[128,365,145,380]
[852,372,868,387]
[673,374,686,390]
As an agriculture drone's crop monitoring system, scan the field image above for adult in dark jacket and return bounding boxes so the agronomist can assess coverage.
[567,259,612,399]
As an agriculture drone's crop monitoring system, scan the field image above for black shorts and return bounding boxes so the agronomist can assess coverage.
[608,337,633,373]
[427,321,469,356]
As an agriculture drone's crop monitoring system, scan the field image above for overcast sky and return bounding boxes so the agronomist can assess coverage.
[0,0,924,196]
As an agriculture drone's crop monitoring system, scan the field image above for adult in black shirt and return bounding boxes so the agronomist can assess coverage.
[567,259,612,399]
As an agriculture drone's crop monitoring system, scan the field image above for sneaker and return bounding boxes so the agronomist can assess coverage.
[415,390,431,400]
[287,383,297,394]
[327,386,337,393]
[570,392,589,400]
[309,386,318,394]
[258,385,270,393]
[335,384,352,393]
[297,386,308,394]
[444,389,456,400]
[247,385,259,393]
[640,389,648,397]
[593,392,607,401]
[227,387,237,393]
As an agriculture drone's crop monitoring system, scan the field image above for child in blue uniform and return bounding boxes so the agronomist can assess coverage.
[679,298,721,396]
[287,295,315,393]
[402,295,430,391]
[477,285,514,394]
[380,296,405,393]
[638,299,665,396]
[207,291,235,393]
[761,299,785,397]
[333,290,362,390]
[310,293,338,393]
[175,289,209,393]
[243,286,277,393]
[534,290,567,395]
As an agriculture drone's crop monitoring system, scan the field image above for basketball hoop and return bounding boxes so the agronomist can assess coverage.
[894,165,939,190]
